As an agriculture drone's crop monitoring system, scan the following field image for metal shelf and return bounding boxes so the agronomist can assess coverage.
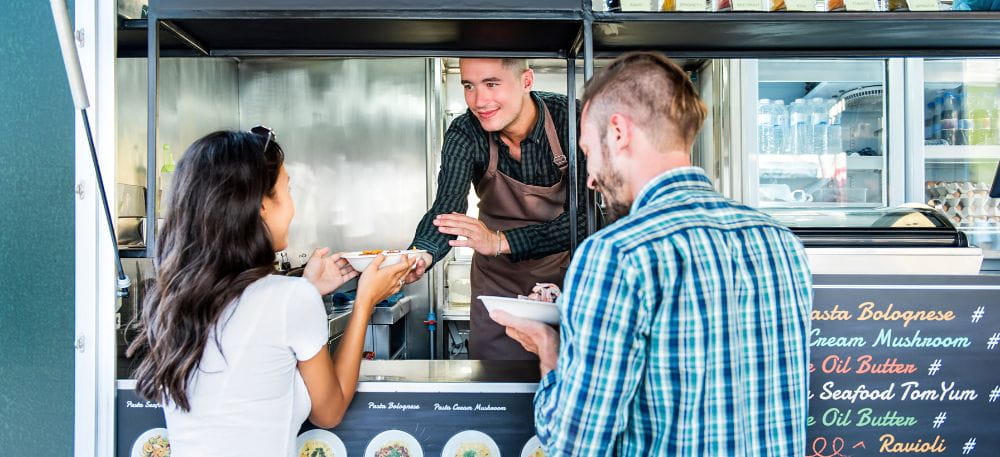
[118,19,205,57]
[124,5,1000,59]
[925,145,1000,161]
[139,1,585,58]
[591,11,1000,57]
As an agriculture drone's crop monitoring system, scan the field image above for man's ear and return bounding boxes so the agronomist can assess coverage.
[522,68,535,92]
[607,113,633,157]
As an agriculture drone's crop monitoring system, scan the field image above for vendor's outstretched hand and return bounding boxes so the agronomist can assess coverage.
[489,310,559,376]
[434,212,507,257]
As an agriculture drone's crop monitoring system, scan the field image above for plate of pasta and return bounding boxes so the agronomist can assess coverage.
[297,429,347,457]
[342,249,426,272]
[365,429,423,457]
[131,428,171,457]
[520,436,545,457]
[441,430,500,457]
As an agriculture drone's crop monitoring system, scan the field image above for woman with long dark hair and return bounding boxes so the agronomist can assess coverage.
[127,129,413,456]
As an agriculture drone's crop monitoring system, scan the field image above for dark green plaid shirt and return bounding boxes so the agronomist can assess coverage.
[411,91,586,264]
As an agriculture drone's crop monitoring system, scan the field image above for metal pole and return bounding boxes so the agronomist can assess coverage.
[146,16,159,257]
[50,0,130,295]
[567,57,579,253]
[81,110,129,295]
[582,16,597,236]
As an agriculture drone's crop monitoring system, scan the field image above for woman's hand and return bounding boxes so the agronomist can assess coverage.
[303,247,359,295]
[355,254,415,311]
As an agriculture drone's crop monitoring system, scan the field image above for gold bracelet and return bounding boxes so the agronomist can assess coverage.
[494,229,501,257]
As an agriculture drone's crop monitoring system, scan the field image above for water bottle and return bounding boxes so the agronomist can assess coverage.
[828,99,844,155]
[757,99,773,155]
[828,118,843,156]
[772,100,789,155]
[789,98,810,155]
[810,98,829,155]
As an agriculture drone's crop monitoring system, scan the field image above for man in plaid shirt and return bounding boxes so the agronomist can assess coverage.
[493,52,812,456]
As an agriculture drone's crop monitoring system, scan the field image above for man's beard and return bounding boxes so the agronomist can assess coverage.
[592,141,631,223]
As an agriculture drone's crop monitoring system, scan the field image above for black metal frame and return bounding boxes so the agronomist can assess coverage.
[140,1,1000,254]
[143,1,589,255]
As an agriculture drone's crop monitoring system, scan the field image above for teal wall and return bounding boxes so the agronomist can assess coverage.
[0,1,76,454]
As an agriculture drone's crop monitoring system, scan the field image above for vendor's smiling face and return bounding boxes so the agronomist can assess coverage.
[460,59,532,132]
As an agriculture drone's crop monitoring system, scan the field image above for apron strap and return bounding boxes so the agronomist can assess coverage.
[487,131,500,174]
[540,103,568,169]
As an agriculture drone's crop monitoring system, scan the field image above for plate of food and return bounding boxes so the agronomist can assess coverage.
[520,436,545,457]
[480,295,560,325]
[441,430,500,457]
[297,429,347,457]
[342,249,427,272]
[131,428,170,457]
[365,429,423,457]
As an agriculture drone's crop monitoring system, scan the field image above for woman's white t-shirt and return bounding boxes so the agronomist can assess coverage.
[163,275,328,457]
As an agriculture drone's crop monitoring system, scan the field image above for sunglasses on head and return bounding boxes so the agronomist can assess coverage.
[250,125,275,153]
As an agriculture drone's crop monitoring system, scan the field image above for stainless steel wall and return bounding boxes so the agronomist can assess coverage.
[116,58,240,187]
[237,58,433,358]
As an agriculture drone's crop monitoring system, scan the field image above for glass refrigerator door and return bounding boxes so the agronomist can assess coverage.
[921,59,1000,258]
[749,60,889,211]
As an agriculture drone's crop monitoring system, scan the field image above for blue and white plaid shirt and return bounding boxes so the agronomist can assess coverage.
[535,167,812,456]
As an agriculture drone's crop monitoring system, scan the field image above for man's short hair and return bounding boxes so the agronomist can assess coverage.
[582,52,707,151]
[501,59,529,75]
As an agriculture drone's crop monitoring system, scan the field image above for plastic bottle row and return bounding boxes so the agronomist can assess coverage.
[924,85,1000,146]
[758,97,844,155]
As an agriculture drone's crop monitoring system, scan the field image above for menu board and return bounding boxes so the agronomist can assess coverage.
[116,388,539,457]
[301,392,538,456]
[116,389,169,457]
[807,281,1000,457]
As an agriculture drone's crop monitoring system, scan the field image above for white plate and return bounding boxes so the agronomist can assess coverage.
[365,429,423,457]
[441,430,501,457]
[520,436,545,457]
[131,427,170,457]
[341,249,427,272]
[480,296,560,325]
[297,429,348,457]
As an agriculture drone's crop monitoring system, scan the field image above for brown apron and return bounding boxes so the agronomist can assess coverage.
[469,104,571,360]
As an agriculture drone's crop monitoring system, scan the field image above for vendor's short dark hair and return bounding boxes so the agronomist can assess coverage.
[502,59,529,75]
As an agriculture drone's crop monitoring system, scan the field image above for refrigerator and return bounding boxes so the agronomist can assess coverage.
[703,58,981,274]
[906,58,1000,268]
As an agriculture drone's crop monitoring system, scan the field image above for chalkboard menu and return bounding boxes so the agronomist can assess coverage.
[807,276,1000,457]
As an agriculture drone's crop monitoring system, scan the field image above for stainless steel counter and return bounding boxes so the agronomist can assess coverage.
[328,308,354,338]
[327,296,413,338]
[357,360,540,393]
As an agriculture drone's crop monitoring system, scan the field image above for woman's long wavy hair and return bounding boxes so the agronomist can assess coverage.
[127,130,284,411]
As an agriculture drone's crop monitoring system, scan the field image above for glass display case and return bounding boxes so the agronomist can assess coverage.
[747,59,890,209]
[917,58,1000,258]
